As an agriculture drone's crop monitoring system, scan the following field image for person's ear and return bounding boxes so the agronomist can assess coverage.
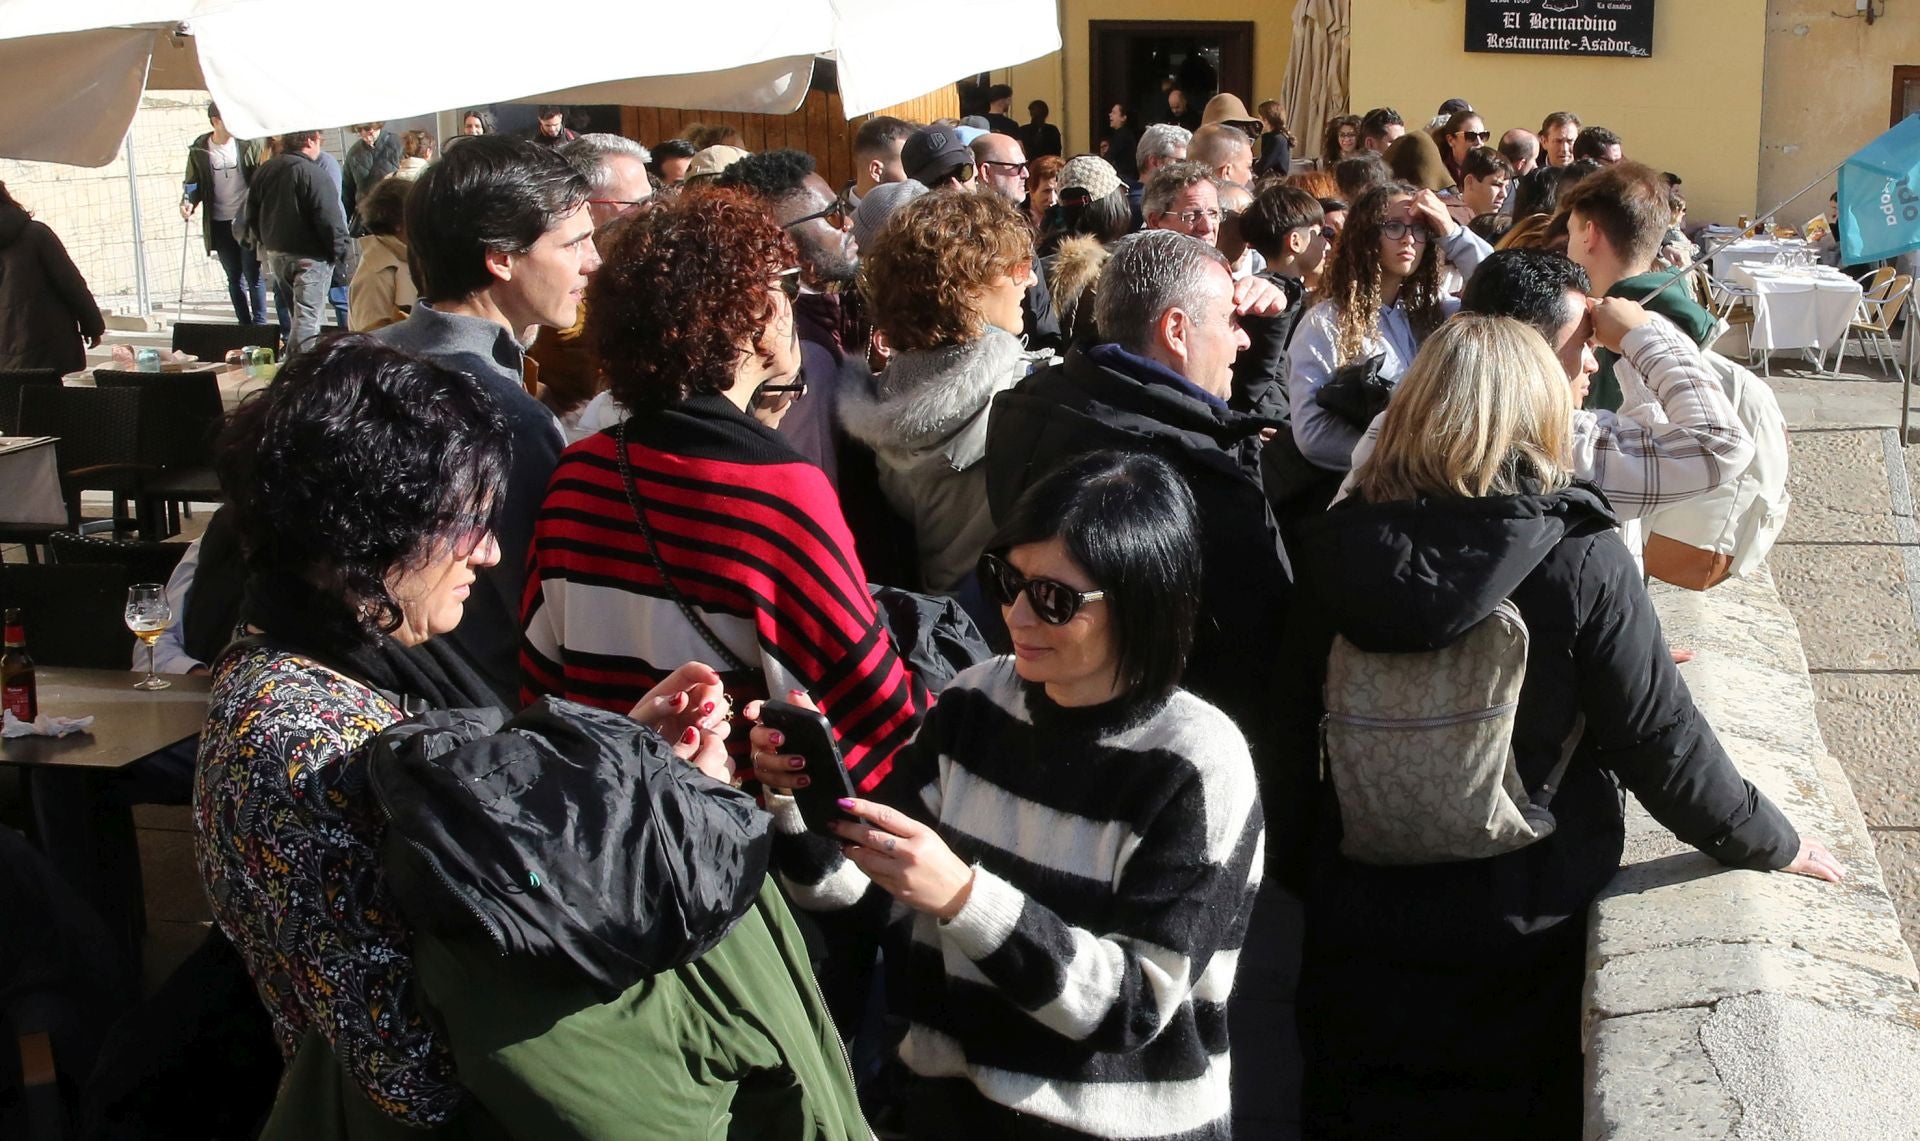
[1159,306,1191,363]
[866,157,884,185]
[483,247,513,285]
[1288,228,1309,257]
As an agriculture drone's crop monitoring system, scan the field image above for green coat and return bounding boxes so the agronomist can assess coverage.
[260,881,867,1141]
[182,130,264,253]
[1589,268,1717,411]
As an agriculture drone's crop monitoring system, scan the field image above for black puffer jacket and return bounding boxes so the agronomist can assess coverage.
[367,697,771,1000]
[1274,482,1799,922]
[985,345,1292,758]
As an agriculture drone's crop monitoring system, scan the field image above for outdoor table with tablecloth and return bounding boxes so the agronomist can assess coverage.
[1727,262,1864,372]
[1711,238,1817,280]
[0,435,65,526]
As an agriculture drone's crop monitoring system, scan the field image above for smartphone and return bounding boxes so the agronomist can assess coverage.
[757,700,861,835]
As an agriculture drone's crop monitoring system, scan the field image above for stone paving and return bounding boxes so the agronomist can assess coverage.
[1761,339,1920,955]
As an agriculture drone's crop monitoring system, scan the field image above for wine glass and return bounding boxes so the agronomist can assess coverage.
[125,584,174,691]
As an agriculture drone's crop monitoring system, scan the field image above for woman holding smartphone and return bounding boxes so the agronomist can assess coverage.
[749,450,1264,1141]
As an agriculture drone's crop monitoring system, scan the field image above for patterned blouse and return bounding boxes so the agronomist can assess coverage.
[193,643,462,1124]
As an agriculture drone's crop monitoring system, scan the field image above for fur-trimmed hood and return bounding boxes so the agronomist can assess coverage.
[841,324,1049,469]
[1046,236,1109,343]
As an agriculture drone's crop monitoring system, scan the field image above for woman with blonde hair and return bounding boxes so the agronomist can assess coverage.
[1280,314,1842,1138]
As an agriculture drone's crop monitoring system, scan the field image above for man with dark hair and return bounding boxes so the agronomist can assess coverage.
[1498,127,1540,179]
[650,138,697,190]
[342,121,401,229]
[851,116,915,201]
[1445,147,1515,224]
[1561,160,1714,409]
[373,135,599,700]
[1342,248,1750,525]
[984,83,1020,137]
[1540,110,1582,167]
[179,101,266,324]
[1359,107,1405,153]
[531,105,577,147]
[1234,184,1327,418]
[1573,125,1624,165]
[248,129,350,353]
[1022,100,1062,158]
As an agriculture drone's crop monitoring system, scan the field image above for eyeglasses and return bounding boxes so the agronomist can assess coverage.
[978,552,1106,626]
[784,180,855,230]
[1460,130,1491,143]
[773,266,802,301]
[1170,208,1223,227]
[1379,220,1432,243]
[980,160,1029,176]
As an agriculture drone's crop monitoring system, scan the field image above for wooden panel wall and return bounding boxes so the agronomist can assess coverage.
[619,85,959,189]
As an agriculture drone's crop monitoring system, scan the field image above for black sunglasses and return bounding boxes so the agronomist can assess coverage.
[978,552,1106,625]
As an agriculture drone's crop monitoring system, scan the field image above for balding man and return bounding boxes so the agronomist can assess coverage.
[970,132,1029,203]
[1191,123,1255,188]
[1499,128,1540,176]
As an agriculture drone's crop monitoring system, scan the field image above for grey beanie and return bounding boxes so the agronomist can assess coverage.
[851,180,929,253]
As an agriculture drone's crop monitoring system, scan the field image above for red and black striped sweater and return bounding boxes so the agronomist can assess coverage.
[520,395,922,792]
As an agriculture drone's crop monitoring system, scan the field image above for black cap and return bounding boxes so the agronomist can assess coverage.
[902,127,973,186]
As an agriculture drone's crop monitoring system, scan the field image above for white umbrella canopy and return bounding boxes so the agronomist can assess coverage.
[0,0,1061,166]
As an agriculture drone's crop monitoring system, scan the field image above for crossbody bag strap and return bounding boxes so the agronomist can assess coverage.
[613,418,752,675]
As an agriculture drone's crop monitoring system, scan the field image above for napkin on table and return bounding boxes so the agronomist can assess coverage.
[2,710,94,738]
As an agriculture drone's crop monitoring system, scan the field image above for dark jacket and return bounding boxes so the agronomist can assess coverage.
[1590,268,1716,412]
[984,346,1293,754]
[1257,131,1292,178]
[357,697,867,1138]
[1230,270,1303,421]
[182,131,264,253]
[248,150,351,263]
[1106,125,1141,183]
[1278,482,1799,907]
[1021,121,1063,158]
[342,131,401,224]
[0,202,104,373]
[375,305,561,703]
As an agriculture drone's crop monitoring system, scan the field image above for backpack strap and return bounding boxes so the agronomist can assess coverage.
[1530,713,1586,811]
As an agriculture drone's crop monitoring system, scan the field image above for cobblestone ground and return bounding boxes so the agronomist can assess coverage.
[1766,339,1920,957]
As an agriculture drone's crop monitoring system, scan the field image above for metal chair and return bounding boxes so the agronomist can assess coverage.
[169,321,280,362]
[1860,265,1898,303]
[48,530,189,588]
[0,369,60,436]
[16,385,157,538]
[1839,274,1913,383]
[89,371,225,535]
[0,562,135,669]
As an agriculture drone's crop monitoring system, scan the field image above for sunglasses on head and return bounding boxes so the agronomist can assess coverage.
[978,552,1106,625]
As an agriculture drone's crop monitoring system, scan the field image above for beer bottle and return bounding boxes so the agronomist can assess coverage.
[2,608,37,722]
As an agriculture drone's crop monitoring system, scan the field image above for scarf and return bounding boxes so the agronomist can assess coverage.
[238,572,509,716]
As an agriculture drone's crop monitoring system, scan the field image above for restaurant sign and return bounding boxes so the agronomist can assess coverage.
[1465,0,1655,59]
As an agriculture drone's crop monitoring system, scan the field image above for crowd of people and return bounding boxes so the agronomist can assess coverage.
[7,86,1861,1140]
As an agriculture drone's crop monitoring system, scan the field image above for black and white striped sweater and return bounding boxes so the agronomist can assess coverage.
[773,659,1264,1140]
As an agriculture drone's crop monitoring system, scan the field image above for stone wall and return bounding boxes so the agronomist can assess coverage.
[1584,567,1920,1137]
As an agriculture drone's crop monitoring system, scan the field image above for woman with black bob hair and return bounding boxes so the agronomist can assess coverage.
[195,335,752,1132]
[751,450,1264,1140]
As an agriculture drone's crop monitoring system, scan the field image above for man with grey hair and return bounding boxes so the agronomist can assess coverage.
[985,228,1291,741]
[560,132,653,226]
[1130,122,1192,225]
[1145,160,1225,246]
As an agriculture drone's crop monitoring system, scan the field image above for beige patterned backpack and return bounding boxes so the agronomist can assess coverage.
[1321,599,1584,865]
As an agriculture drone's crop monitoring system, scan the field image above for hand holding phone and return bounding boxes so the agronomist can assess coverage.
[754,698,860,834]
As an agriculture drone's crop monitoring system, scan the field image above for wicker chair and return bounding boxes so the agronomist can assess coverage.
[16,385,157,537]
[90,371,226,534]
[0,368,60,436]
[48,530,190,589]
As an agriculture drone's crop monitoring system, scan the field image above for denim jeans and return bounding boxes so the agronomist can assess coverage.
[207,219,266,325]
[263,252,332,354]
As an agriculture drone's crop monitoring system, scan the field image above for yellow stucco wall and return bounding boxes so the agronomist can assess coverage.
[1349,0,1767,226]
[1760,3,1918,222]
[990,0,1297,161]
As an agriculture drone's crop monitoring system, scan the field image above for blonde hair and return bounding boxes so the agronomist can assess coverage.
[1351,314,1573,503]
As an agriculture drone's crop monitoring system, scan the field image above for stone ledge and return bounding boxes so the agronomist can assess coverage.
[1583,566,1920,1138]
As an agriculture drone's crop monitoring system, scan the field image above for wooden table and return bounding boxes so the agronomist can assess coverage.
[4,667,210,970]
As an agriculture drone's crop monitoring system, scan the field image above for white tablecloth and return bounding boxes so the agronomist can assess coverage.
[0,436,65,525]
[1712,239,1816,280]
[1729,263,1863,368]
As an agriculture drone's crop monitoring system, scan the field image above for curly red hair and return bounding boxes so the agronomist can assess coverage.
[859,190,1033,352]
[590,185,798,412]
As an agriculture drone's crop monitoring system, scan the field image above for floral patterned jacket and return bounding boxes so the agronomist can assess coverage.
[193,643,462,1124]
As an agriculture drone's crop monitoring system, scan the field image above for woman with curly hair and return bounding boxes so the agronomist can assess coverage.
[1286,180,1491,471]
[522,185,924,797]
[1321,113,1362,168]
[841,189,1052,598]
